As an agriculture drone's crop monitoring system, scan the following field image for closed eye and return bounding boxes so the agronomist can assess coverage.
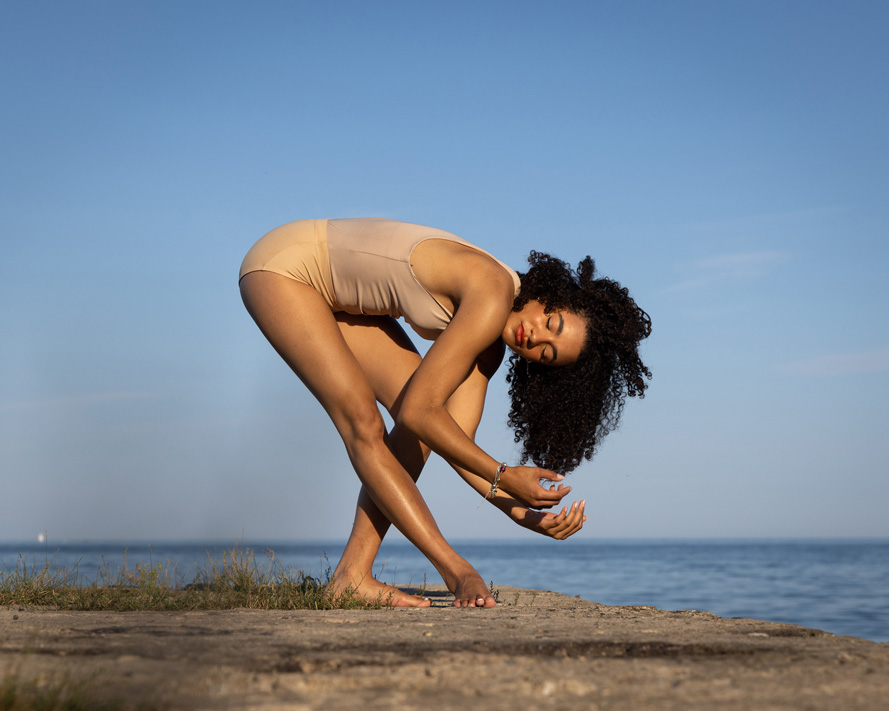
[543,314,563,364]
[548,313,563,364]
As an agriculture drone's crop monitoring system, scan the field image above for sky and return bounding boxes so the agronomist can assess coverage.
[2,1,887,545]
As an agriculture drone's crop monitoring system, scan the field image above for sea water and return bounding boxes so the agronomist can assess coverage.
[2,539,887,643]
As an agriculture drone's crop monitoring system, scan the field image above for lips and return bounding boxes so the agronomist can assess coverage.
[516,323,525,347]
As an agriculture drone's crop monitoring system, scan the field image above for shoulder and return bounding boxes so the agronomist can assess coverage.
[413,239,516,306]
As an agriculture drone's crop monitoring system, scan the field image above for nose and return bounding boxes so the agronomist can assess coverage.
[527,331,548,353]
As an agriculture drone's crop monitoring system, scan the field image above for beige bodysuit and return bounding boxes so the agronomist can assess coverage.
[239,218,521,336]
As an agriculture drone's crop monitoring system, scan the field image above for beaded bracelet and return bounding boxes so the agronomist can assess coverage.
[486,462,508,500]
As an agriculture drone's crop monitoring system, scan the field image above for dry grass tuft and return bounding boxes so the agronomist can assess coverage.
[0,666,156,711]
[0,545,376,612]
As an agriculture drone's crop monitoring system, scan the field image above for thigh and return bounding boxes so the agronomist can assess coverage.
[239,271,383,439]
[334,312,424,415]
[335,313,431,475]
[335,313,492,437]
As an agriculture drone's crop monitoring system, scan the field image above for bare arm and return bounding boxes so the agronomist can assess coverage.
[397,261,512,475]
[397,258,570,509]
[441,345,587,538]
[453,466,587,539]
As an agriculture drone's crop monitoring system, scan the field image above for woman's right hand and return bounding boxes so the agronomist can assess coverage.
[520,500,588,539]
[499,466,572,509]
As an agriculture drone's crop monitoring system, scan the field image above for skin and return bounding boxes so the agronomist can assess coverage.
[502,300,587,366]
[239,238,588,608]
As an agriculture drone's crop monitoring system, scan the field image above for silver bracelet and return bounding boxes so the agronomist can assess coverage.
[486,462,507,500]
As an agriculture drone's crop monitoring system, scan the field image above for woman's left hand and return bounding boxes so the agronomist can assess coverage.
[499,465,572,509]
[519,500,588,540]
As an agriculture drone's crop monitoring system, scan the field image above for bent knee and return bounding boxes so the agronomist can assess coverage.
[336,404,388,450]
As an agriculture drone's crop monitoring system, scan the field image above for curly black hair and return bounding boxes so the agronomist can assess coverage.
[505,251,652,474]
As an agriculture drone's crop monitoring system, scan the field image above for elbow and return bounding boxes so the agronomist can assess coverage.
[395,397,428,437]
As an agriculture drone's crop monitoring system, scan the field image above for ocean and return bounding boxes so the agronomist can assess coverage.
[3,539,887,643]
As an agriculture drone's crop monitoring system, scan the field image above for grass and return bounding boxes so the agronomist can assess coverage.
[0,545,380,612]
[0,545,397,711]
[0,668,154,711]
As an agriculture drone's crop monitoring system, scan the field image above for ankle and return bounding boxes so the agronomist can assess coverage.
[439,559,481,591]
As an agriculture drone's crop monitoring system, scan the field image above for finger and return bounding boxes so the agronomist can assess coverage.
[566,500,585,524]
[540,505,571,534]
[563,501,587,536]
[538,484,572,498]
[538,470,566,483]
[534,488,572,507]
[554,501,583,534]
[560,501,580,525]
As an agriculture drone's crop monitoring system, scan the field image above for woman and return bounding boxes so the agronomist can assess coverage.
[239,218,651,607]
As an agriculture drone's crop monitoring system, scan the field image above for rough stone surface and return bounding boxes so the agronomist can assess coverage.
[3,586,888,710]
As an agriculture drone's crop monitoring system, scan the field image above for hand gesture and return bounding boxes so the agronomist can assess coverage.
[521,500,587,540]
[499,466,572,509]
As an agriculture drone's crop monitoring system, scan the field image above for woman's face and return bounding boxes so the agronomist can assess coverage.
[502,300,586,366]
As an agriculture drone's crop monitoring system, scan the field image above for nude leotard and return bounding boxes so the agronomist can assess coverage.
[239,218,521,336]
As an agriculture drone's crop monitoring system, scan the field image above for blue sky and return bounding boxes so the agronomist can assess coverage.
[2,1,887,543]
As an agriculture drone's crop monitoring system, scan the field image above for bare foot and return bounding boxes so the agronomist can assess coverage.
[451,572,497,608]
[327,573,431,608]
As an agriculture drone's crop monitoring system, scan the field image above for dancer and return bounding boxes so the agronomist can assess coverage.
[239,218,651,607]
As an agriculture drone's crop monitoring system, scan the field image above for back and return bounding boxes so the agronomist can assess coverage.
[326,218,519,335]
